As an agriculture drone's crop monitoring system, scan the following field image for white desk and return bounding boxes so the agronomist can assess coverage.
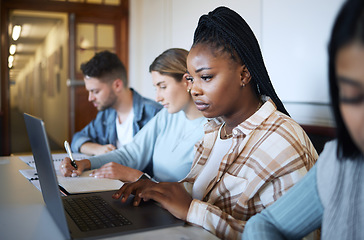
[0,156,219,240]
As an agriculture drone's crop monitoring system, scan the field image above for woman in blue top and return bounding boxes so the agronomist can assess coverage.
[243,0,364,239]
[60,48,206,182]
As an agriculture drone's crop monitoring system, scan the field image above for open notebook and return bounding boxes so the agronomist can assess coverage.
[58,170,124,194]
[20,167,124,194]
[19,152,88,169]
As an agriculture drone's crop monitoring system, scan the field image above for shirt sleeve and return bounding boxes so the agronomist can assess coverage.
[88,110,164,171]
[243,165,323,240]
[187,165,322,240]
[187,199,247,239]
[71,118,100,153]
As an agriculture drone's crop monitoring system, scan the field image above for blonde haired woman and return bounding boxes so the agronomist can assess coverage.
[60,48,205,182]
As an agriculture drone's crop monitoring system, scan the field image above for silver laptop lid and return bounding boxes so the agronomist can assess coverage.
[24,113,71,239]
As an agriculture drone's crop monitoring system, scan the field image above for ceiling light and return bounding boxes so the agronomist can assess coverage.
[8,55,14,63]
[12,25,21,41]
[9,44,16,55]
[8,55,14,69]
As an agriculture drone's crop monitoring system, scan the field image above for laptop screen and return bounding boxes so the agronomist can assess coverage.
[24,113,184,240]
[24,113,71,239]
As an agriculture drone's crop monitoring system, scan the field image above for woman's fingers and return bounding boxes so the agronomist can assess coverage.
[112,179,157,205]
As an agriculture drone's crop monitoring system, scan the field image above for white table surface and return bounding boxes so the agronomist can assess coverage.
[0,156,219,240]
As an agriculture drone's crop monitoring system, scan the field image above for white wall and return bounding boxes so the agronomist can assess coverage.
[129,0,261,100]
[129,0,345,127]
[261,0,344,126]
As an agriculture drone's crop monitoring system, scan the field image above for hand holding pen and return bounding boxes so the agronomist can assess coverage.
[64,141,78,177]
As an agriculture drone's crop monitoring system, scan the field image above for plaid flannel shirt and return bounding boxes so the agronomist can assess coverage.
[182,97,318,240]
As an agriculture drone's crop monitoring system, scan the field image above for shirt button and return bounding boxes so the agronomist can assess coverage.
[233,129,238,135]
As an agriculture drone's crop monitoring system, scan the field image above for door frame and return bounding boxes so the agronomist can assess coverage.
[0,0,129,155]
[70,15,124,138]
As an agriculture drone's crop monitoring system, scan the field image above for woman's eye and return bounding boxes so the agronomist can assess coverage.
[340,95,364,105]
[157,85,166,90]
[201,75,213,81]
[339,84,364,105]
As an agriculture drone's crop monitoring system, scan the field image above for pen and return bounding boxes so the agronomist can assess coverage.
[64,141,78,169]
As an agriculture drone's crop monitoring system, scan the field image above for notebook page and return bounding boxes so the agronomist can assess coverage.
[19,168,38,180]
[19,153,89,169]
[57,170,124,194]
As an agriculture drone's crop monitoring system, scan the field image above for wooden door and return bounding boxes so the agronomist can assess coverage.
[68,16,119,137]
[68,14,129,138]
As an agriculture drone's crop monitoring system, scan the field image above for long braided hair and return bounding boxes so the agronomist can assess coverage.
[192,6,289,116]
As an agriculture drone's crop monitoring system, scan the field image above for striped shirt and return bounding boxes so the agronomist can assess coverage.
[182,97,318,240]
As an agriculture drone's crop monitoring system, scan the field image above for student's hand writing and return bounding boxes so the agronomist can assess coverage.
[59,157,90,177]
[89,162,143,182]
[112,181,192,221]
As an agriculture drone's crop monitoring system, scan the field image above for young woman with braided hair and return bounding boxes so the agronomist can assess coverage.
[113,6,317,239]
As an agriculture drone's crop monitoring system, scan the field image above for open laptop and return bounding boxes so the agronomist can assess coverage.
[23,113,183,239]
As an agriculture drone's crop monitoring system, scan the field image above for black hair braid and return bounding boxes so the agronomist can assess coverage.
[193,6,289,116]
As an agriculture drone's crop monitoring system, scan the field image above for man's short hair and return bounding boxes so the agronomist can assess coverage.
[80,50,128,87]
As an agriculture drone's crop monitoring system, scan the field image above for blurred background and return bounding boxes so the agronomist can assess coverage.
[0,0,342,155]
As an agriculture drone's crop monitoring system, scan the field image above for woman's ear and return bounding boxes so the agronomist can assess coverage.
[240,65,252,87]
[182,73,190,87]
[182,73,193,93]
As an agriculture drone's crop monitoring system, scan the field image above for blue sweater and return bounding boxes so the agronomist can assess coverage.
[89,108,206,182]
[243,140,364,240]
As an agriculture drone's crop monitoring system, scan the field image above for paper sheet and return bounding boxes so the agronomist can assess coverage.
[19,168,39,180]
[57,170,124,194]
[19,153,88,169]
[19,168,124,194]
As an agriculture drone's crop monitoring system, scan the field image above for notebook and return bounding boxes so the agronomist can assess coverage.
[23,113,184,239]
[19,167,124,194]
[19,152,88,169]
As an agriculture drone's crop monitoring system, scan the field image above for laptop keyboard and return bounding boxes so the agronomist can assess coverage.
[63,195,132,232]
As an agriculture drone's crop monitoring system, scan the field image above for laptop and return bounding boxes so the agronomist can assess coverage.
[23,113,184,240]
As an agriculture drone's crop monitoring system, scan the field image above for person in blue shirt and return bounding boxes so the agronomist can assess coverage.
[71,50,162,156]
[243,1,364,239]
[61,48,206,182]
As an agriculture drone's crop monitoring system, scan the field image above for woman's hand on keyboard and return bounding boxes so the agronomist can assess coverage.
[112,180,192,221]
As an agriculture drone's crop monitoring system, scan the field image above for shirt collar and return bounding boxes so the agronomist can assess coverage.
[204,96,277,137]
[130,88,143,122]
[105,88,141,125]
